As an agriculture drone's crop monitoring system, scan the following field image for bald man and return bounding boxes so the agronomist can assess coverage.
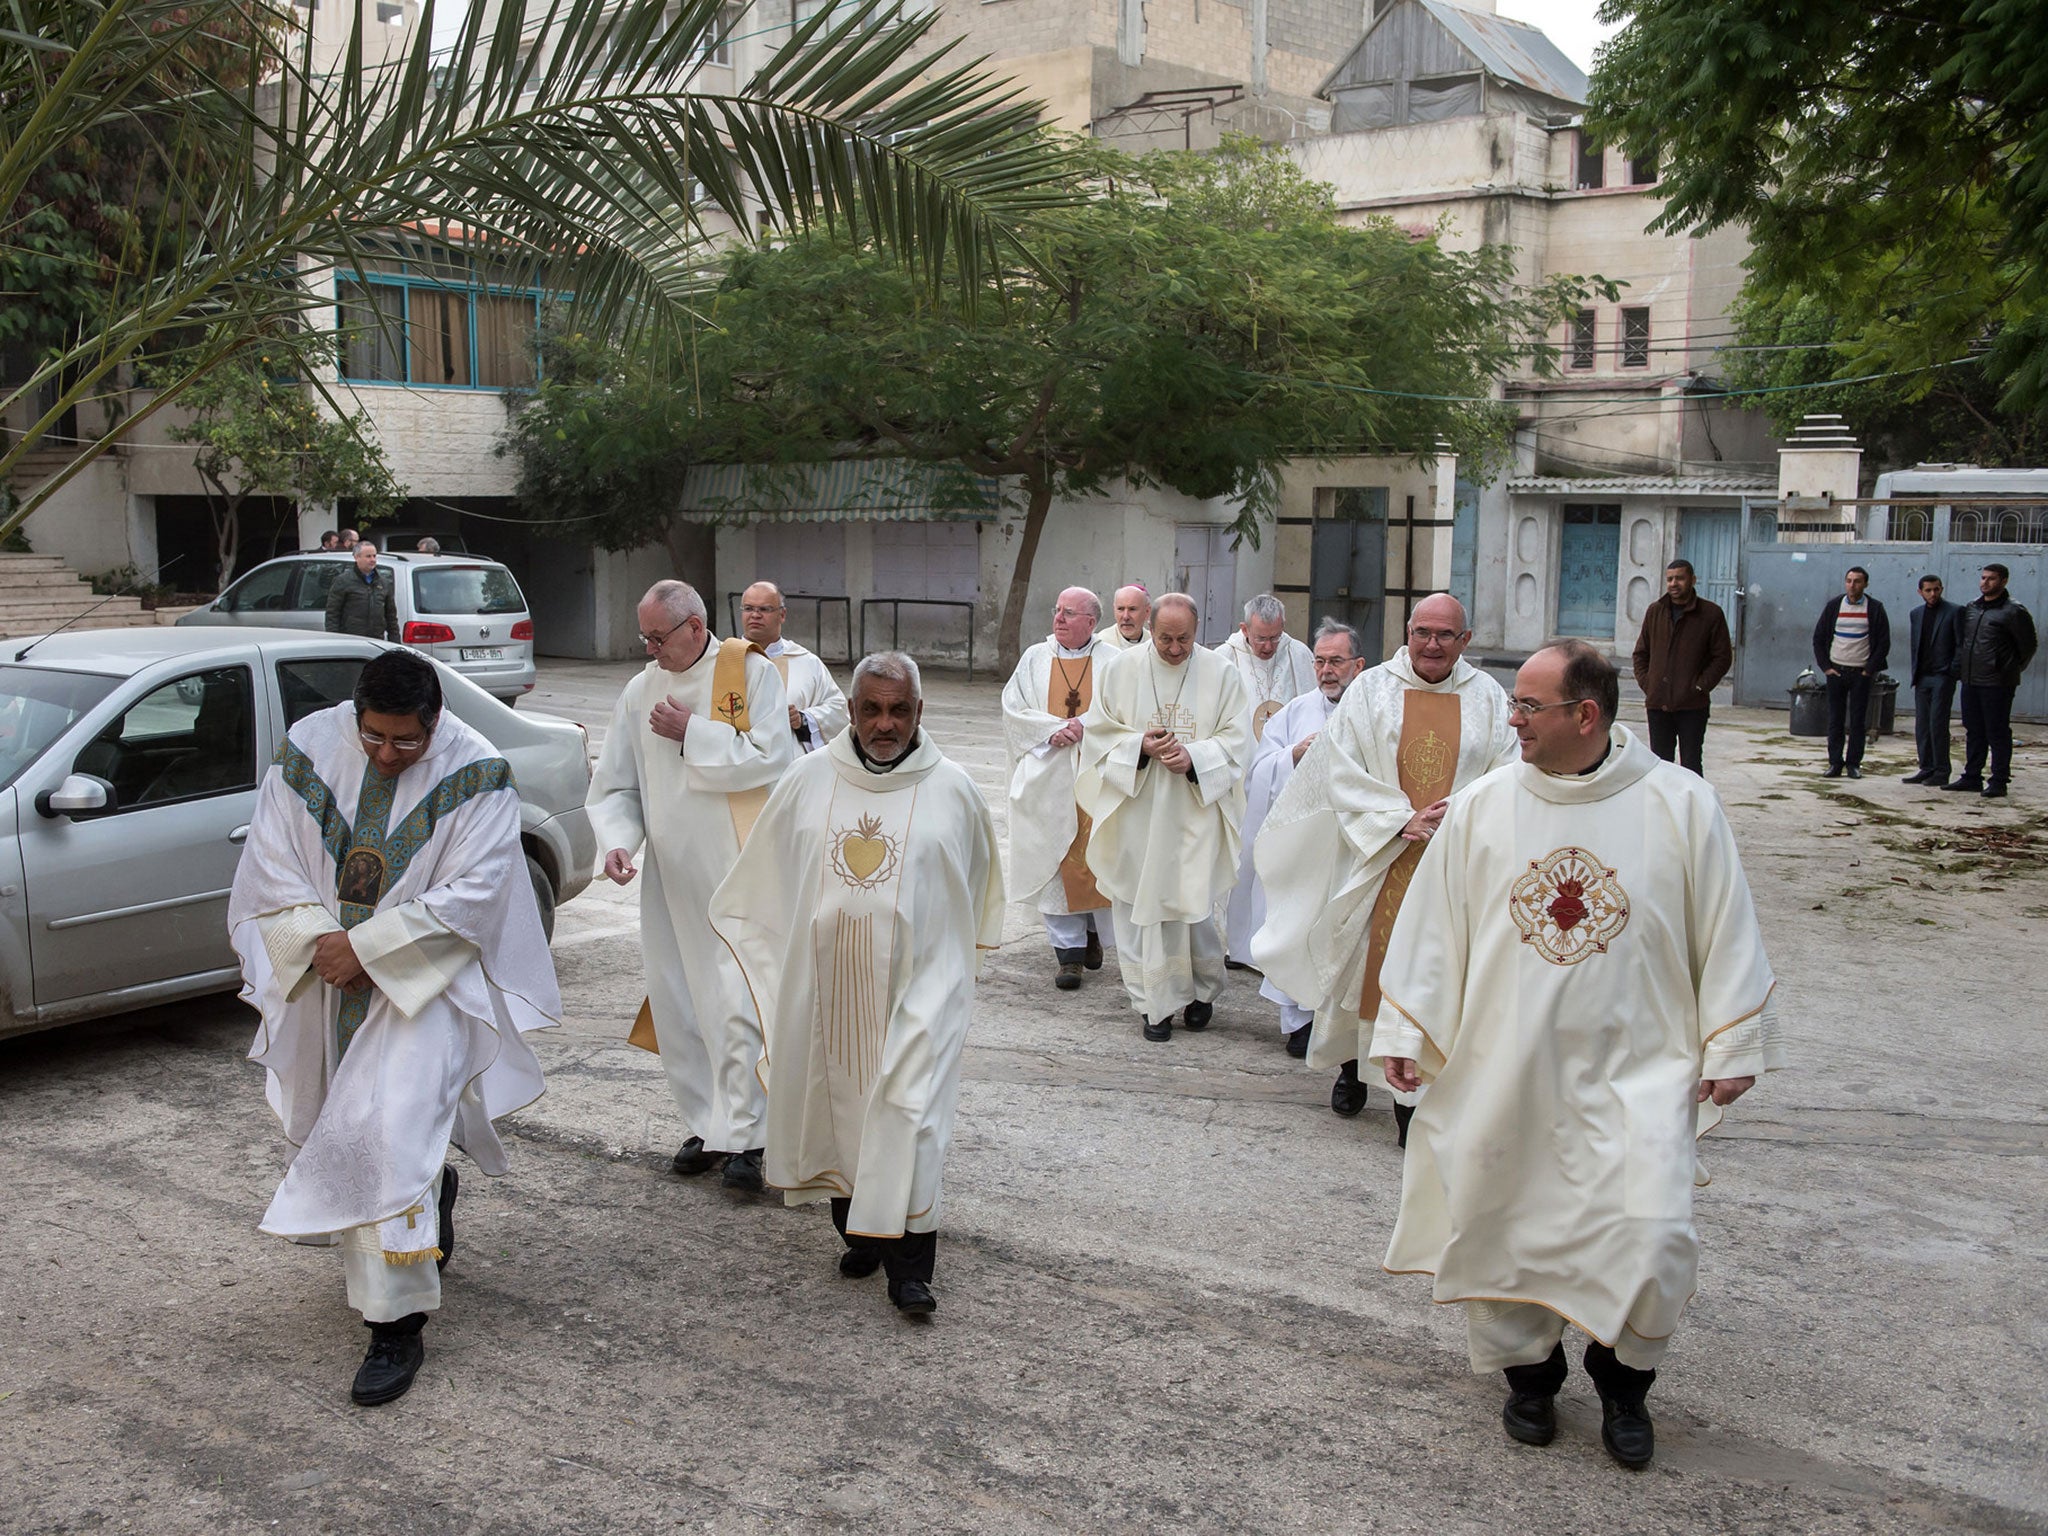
[1097,585,1151,652]
[739,580,849,753]
[1003,587,1117,988]
[1077,594,1253,1041]
[1253,594,1516,1137]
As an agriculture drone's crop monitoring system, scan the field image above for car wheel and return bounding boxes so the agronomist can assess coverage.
[526,854,556,940]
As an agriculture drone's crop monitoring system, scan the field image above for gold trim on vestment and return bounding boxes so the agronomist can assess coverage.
[1359,690,1462,1018]
[1377,991,1447,1069]
[628,995,659,1054]
[1380,1271,1697,1351]
[1700,979,1777,1046]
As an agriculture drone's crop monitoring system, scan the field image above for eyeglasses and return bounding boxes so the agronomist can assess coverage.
[359,729,428,751]
[1054,607,1095,620]
[1409,627,1464,645]
[1506,697,1592,718]
[639,616,698,648]
[740,604,783,616]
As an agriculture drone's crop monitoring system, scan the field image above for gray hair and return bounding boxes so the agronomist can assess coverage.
[1312,616,1363,658]
[1154,592,1199,627]
[644,579,706,627]
[851,651,922,700]
[1408,592,1469,632]
[1056,586,1102,623]
[1243,593,1285,625]
[416,537,441,557]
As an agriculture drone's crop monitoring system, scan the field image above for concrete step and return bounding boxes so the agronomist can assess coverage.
[0,611,162,639]
[0,596,148,619]
[0,555,78,572]
[0,570,95,591]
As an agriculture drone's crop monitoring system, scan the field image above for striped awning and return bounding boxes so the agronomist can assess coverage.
[677,460,1002,523]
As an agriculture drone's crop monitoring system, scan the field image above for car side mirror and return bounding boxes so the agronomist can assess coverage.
[36,773,115,819]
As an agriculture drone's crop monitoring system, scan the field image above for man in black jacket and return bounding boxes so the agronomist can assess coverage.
[1812,566,1890,779]
[1903,574,1964,784]
[1944,563,2038,799]
[324,542,399,641]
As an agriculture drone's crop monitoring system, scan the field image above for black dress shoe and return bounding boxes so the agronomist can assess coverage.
[1941,777,1983,792]
[1845,765,1861,779]
[1902,770,1932,784]
[1393,1102,1414,1148]
[839,1246,882,1279]
[436,1165,458,1271]
[1182,999,1213,1031]
[1599,1395,1655,1468]
[351,1314,426,1407]
[671,1136,725,1176]
[1285,1021,1312,1058]
[1501,1390,1557,1446]
[721,1147,766,1196]
[890,1278,937,1316]
[1983,783,2009,798]
[1822,766,1843,778]
[1055,962,1083,991]
[1331,1062,1367,1117]
[1142,1014,1173,1042]
[1083,930,1103,970]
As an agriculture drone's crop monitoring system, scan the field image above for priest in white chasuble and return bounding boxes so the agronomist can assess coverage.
[1003,586,1115,991]
[1225,619,1366,1043]
[1252,595,1515,1135]
[1076,593,1253,1042]
[1218,593,1318,742]
[1096,583,1152,652]
[739,578,848,753]
[711,653,1003,1318]
[229,650,559,1408]
[1369,641,1785,1470]
[586,579,795,1195]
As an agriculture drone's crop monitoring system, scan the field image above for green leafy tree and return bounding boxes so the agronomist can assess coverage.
[1,0,1075,538]
[1589,0,2048,420]
[163,358,405,588]
[510,138,1602,669]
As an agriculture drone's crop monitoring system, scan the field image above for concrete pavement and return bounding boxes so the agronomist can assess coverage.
[1,657,2043,1534]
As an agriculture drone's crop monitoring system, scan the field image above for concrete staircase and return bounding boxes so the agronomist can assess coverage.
[0,553,162,640]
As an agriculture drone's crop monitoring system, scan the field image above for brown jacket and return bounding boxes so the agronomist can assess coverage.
[1632,595,1732,711]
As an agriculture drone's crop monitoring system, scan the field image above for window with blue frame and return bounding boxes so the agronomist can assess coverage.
[336,257,541,388]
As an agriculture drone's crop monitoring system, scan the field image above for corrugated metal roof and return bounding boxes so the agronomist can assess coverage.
[1508,474,1776,495]
[677,460,1001,523]
[1318,0,1586,107]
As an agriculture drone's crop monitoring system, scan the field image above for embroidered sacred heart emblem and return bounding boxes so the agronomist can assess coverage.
[831,813,900,890]
[1510,846,1628,966]
[1548,878,1588,932]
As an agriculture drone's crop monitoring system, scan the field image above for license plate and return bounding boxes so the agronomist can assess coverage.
[460,647,504,662]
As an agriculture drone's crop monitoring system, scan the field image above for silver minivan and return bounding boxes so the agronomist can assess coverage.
[179,551,539,703]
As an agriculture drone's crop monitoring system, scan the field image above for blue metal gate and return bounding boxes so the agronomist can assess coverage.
[1678,508,1741,614]
[1557,504,1621,638]
[1732,503,2047,720]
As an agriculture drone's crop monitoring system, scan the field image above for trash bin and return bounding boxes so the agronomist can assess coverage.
[1868,672,1899,742]
[1788,668,1827,737]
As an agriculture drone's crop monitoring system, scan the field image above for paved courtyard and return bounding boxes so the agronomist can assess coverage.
[2,657,2044,1534]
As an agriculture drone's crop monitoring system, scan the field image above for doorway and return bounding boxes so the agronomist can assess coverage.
[1310,487,1388,651]
[1677,507,1740,615]
[1556,503,1621,638]
[1174,525,1238,644]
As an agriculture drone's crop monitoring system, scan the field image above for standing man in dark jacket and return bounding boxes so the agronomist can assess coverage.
[325,541,399,641]
[1812,566,1890,779]
[1631,558,1733,776]
[1944,563,2038,799]
[1903,574,1964,785]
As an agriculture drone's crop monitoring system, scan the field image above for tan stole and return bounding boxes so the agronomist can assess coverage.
[1048,653,1109,912]
[1358,689,1462,1019]
[813,779,918,1157]
[629,638,769,1054]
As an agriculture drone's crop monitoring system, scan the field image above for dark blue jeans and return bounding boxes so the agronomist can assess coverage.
[1959,683,2018,787]
[1913,677,1955,779]
[1824,667,1872,770]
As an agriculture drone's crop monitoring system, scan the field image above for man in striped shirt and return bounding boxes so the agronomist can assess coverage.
[1811,566,1891,779]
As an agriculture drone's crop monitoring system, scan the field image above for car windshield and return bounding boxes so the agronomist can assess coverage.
[0,666,122,790]
[412,565,525,616]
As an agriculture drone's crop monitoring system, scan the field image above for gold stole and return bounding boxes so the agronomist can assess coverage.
[628,637,769,1055]
[1047,652,1109,912]
[814,779,918,1126]
[1358,689,1462,1020]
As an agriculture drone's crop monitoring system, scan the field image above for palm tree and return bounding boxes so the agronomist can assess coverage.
[0,0,1073,539]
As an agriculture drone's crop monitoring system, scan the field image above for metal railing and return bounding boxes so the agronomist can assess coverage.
[858,598,977,682]
[724,591,853,664]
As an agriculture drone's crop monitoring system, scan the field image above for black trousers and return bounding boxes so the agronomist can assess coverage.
[1644,707,1709,776]
[831,1197,936,1286]
[1824,667,1873,769]
[1959,683,2018,787]
[1913,677,1956,779]
[1503,1339,1656,1403]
